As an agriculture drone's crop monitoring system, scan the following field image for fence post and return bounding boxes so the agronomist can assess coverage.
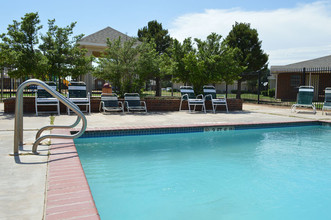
[1,68,3,102]
[257,71,261,104]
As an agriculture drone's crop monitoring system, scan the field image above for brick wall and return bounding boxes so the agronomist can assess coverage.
[276,72,331,101]
[276,73,299,101]
[4,97,242,114]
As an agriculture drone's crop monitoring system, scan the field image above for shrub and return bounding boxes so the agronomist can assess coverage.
[268,88,275,97]
[261,90,268,96]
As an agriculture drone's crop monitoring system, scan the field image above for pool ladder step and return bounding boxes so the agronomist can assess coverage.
[12,79,87,156]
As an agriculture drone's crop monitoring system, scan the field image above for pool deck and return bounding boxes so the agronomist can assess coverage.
[1,102,331,219]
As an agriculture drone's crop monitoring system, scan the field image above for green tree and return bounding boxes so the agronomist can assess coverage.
[0,42,14,70]
[194,33,222,82]
[170,34,244,94]
[169,38,194,85]
[137,20,171,96]
[182,50,206,93]
[93,37,141,96]
[39,19,93,90]
[225,22,268,99]
[135,40,161,91]
[218,42,245,94]
[0,12,45,79]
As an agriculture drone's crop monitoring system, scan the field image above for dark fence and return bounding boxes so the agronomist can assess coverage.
[0,77,104,101]
[0,77,325,110]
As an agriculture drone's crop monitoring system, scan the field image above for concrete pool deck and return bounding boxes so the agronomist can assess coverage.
[1,102,331,219]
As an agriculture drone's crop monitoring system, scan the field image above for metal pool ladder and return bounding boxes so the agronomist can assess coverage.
[12,79,87,156]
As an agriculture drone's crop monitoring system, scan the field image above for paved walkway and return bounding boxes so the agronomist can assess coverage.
[0,103,330,219]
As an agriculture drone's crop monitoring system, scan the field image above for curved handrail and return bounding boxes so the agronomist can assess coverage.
[35,117,81,140]
[13,79,87,155]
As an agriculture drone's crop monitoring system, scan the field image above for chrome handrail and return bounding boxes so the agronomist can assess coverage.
[13,79,87,155]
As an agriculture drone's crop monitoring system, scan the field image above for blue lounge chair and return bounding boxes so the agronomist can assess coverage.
[291,86,316,114]
[322,87,331,115]
[179,86,206,113]
[203,85,228,113]
[67,81,90,115]
[99,93,124,113]
[124,93,147,113]
[35,81,60,116]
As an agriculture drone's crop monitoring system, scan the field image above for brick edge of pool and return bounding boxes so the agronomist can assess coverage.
[45,129,100,220]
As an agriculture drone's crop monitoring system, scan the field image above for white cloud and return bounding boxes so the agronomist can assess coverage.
[169,1,331,65]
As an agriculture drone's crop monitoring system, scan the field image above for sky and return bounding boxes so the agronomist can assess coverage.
[0,0,331,66]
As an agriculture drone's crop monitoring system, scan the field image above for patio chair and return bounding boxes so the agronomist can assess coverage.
[291,86,316,114]
[67,81,90,115]
[99,93,124,113]
[124,93,147,113]
[35,81,60,116]
[179,86,206,113]
[203,85,228,113]
[322,87,331,115]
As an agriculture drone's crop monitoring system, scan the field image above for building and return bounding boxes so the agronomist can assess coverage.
[270,55,331,101]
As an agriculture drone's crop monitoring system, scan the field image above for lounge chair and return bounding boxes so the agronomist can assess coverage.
[124,93,147,113]
[322,87,331,115]
[203,85,228,113]
[179,86,206,113]
[99,93,124,113]
[67,81,90,115]
[35,81,60,116]
[291,86,316,114]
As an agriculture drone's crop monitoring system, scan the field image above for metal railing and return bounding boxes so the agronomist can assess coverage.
[12,79,87,156]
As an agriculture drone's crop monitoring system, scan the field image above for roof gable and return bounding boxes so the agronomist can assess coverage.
[79,27,133,46]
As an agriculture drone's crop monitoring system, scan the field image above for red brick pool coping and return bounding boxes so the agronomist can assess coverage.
[45,120,327,219]
[46,129,100,220]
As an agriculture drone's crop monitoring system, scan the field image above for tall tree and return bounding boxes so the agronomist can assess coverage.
[137,20,171,96]
[182,49,206,93]
[0,12,45,79]
[135,40,161,89]
[93,37,141,96]
[39,19,93,90]
[170,38,194,86]
[225,22,268,99]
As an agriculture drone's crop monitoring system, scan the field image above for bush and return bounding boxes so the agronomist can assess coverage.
[261,90,268,96]
[268,88,275,97]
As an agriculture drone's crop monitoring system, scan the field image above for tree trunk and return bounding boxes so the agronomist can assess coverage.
[58,77,62,94]
[236,79,242,99]
[155,76,161,96]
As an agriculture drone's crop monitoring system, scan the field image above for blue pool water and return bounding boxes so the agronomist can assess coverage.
[75,125,331,220]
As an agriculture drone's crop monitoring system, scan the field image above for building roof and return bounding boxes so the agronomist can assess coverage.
[271,55,331,74]
[78,26,133,47]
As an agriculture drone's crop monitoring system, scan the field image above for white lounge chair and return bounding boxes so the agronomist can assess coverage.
[35,81,60,116]
[203,85,228,113]
[322,87,331,115]
[67,81,90,115]
[291,86,316,114]
[179,86,206,113]
[99,93,124,113]
[124,93,147,113]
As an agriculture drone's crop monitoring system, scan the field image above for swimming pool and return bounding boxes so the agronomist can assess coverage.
[75,125,331,220]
